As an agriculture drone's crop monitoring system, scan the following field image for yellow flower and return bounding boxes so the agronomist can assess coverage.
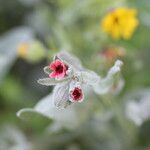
[101,7,139,39]
[17,41,46,63]
[17,42,29,58]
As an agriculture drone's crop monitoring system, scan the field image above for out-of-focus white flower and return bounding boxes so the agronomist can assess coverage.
[0,126,33,150]
[125,89,150,126]
[0,27,34,84]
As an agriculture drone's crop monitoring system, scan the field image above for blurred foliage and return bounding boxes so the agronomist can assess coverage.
[0,0,150,150]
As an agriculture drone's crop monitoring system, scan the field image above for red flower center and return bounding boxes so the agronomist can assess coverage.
[55,65,64,73]
[71,87,83,101]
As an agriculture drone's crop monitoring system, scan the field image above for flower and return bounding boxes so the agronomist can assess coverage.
[101,7,139,39]
[17,42,29,58]
[70,87,83,102]
[49,59,68,78]
[37,51,123,108]
[125,89,150,126]
[17,41,46,63]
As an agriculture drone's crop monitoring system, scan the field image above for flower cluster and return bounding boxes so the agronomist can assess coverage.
[101,7,139,39]
[38,51,123,108]
[50,58,84,103]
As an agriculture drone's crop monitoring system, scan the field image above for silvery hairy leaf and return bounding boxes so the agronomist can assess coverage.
[110,77,125,95]
[80,70,101,85]
[43,66,51,75]
[37,77,71,86]
[17,93,79,130]
[86,60,123,94]
[17,94,55,120]
[35,95,77,127]
[56,51,83,71]
[53,82,72,108]
[107,60,123,77]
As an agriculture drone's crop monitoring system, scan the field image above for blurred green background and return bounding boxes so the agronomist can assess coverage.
[0,0,150,150]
